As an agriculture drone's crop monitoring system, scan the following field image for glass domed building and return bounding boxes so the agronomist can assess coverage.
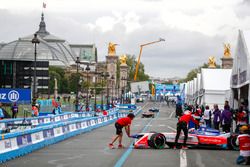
[0,13,98,98]
[0,13,76,67]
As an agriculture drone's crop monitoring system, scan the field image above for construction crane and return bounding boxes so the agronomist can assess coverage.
[133,38,165,81]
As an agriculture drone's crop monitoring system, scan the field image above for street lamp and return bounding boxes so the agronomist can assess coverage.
[31,33,40,101]
[121,77,127,104]
[105,72,110,110]
[93,71,101,112]
[111,75,115,106]
[85,64,90,111]
[101,72,104,110]
[75,57,80,112]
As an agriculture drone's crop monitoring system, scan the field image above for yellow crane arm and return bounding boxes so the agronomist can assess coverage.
[133,39,165,81]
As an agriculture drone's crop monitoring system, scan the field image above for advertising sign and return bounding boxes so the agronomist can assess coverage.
[0,88,31,103]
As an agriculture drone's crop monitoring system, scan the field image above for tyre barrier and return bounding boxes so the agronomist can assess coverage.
[0,107,142,163]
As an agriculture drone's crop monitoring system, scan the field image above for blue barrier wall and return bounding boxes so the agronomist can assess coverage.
[0,106,142,163]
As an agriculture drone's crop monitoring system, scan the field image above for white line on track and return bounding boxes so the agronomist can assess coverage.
[180,149,187,167]
[169,110,175,118]
[167,126,176,132]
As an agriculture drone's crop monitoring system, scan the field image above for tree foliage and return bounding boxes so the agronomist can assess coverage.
[180,63,221,82]
[126,55,149,81]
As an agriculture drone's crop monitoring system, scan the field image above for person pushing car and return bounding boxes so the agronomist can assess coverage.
[109,113,135,149]
[174,110,199,149]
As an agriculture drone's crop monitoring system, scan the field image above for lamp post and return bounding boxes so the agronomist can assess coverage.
[111,75,115,106]
[75,57,80,112]
[31,34,40,100]
[105,72,110,110]
[93,71,100,112]
[101,72,104,111]
[121,77,127,104]
[85,64,90,111]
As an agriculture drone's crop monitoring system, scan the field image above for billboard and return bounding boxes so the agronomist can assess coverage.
[0,88,31,103]
[155,84,180,96]
[130,81,149,93]
[70,44,97,62]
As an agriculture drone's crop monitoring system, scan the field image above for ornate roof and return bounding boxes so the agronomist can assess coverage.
[0,13,76,67]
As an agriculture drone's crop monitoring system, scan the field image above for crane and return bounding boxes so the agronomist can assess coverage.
[133,38,165,81]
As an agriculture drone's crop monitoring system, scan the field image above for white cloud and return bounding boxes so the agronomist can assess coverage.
[0,0,250,78]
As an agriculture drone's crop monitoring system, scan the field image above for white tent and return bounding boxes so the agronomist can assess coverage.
[201,68,232,109]
[231,30,250,109]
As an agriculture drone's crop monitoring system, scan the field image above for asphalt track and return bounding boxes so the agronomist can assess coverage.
[2,101,239,167]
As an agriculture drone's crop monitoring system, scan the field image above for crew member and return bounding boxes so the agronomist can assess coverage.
[109,113,135,149]
[174,110,199,149]
[236,125,250,165]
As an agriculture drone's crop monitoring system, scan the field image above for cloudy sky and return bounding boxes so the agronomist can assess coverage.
[1,0,250,78]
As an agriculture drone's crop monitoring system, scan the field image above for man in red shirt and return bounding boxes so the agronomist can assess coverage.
[236,125,250,165]
[109,113,135,149]
[174,111,199,149]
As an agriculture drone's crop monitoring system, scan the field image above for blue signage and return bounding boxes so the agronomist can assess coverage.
[0,88,31,103]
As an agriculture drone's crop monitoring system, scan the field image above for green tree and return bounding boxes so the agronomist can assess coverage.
[181,63,220,82]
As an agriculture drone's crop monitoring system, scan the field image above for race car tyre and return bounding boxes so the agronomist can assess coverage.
[228,134,239,150]
[152,115,155,118]
[148,133,166,149]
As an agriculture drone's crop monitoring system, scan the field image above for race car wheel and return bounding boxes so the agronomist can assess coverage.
[148,133,166,149]
[228,134,239,150]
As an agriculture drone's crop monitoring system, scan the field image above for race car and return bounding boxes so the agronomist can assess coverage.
[131,126,239,150]
[148,107,159,112]
[141,111,154,118]
[136,97,144,103]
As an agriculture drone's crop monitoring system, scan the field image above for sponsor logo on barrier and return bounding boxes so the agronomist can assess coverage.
[55,116,60,122]
[104,117,107,122]
[76,122,81,129]
[63,125,69,133]
[91,120,96,126]
[31,132,44,144]
[4,139,12,149]
[54,127,63,137]
[69,124,76,131]
[31,119,39,126]
[81,122,87,128]
[64,115,68,120]
[43,129,54,138]
[38,118,44,124]
[98,118,102,124]
[17,135,31,146]
[44,118,50,124]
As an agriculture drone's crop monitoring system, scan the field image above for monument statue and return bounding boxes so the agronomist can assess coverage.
[108,42,118,56]
[120,54,127,65]
[208,56,216,68]
[223,43,231,57]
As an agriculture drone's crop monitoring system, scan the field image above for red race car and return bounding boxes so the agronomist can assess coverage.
[131,126,239,150]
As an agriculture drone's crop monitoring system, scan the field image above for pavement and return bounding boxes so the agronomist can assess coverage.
[2,101,239,167]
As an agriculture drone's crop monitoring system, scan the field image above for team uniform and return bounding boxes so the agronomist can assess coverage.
[236,134,250,165]
[115,117,132,135]
[174,112,199,149]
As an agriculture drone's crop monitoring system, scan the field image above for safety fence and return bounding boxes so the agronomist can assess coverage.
[0,108,119,133]
[0,106,142,163]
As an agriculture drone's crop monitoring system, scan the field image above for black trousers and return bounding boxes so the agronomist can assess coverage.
[175,121,188,146]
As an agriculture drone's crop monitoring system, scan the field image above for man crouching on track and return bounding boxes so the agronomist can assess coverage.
[174,110,199,149]
[109,113,135,149]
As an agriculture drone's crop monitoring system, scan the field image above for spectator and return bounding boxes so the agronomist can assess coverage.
[236,125,250,165]
[32,104,39,117]
[203,105,212,128]
[221,105,233,133]
[213,104,221,130]
[235,105,248,132]
[0,103,4,120]
[11,102,18,118]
